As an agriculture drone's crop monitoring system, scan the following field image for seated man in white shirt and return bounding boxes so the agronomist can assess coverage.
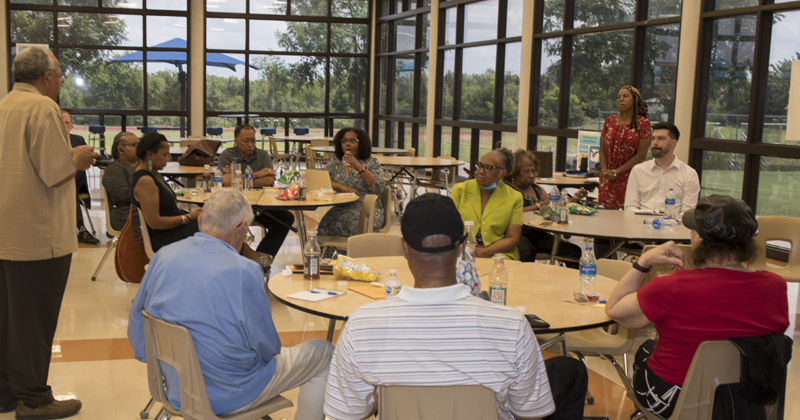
[324,193,588,420]
[624,122,700,216]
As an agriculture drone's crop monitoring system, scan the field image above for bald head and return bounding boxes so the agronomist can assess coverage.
[403,234,460,288]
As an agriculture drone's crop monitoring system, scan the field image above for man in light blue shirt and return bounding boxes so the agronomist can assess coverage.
[128,189,333,419]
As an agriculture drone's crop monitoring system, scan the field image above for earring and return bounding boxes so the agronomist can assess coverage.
[147,160,153,170]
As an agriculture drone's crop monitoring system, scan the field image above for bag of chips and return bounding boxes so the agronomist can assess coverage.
[333,255,378,282]
[275,184,300,201]
[278,169,299,185]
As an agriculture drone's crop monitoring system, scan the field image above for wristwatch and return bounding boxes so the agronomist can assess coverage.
[632,261,651,273]
[358,168,367,174]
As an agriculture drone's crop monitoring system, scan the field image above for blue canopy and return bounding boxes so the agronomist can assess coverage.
[109,38,257,71]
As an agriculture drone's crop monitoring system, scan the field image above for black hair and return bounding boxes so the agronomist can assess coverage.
[136,132,168,160]
[651,121,680,141]
[487,147,515,175]
[234,125,255,138]
[111,131,136,160]
[620,85,649,132]
[693,237,759,267]
[333,127,372,160]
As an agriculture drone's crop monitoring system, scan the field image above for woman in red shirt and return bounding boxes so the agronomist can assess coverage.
[598,86,652,209]
[605,195,789,419]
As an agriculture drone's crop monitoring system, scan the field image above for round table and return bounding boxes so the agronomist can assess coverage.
[268,256,614,341]
[165,137,233,145]
[523,209,691,263]
[309,146,410,156]
[158,162,215,188]
[169,146,223,158]
[536,172,599,188]
[273,136,334,168]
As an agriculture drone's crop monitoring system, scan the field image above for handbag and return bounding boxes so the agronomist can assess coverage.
[114,205,150,283]
[178,139,221,166]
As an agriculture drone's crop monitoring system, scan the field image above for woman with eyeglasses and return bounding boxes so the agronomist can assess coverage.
[102,131,140,232]
[450,148,522,260]
[317,127,386,237]
[505,149,585,265]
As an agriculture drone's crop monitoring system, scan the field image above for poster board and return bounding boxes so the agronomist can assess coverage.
[786,60,800,141]
[15,43,51,55]
[577,130,601,171]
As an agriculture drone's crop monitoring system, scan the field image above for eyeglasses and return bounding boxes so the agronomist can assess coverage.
[475,162,501,172]
[47,69,66,83]
[341,138,359,144]
[123,142,139,148]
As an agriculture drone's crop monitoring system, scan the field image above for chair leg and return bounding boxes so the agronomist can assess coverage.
[139,398,154,419]
[91,237,117,281]
[601,354,633,391]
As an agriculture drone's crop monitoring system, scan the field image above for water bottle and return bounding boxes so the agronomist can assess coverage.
[664,188,675,219]
[244,165,253,191]
[464,221,477,260]
[385,269,401,299]
[303,228,321,280]
[213,167,223,191]
[549,186,560,222]
[202,164,212,193]
[297,171,307,201]
[232,169,243,190]
[579,241,597,300]
[488,254,508,305]
[558,189,569,225]
[644,218,663,230]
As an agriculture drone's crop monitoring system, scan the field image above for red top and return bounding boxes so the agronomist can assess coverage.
[637,268,789,385]
[599,115,651,209]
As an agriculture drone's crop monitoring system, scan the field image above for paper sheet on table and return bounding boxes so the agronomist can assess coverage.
[349,284,385,299]
[584,177,600,183]
[634,209,663,215]
[286,290,339,302]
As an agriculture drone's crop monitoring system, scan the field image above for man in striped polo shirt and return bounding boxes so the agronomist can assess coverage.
[324,193,588,420]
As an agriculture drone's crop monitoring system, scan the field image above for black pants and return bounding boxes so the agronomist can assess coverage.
[76,196,85,229]
[518,228,582,269]
[0,255,72,407]
[633,339,682,419]
[254,209,295,256]
[544,356,588,420]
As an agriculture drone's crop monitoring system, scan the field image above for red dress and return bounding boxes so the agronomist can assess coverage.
[599,115,651,209]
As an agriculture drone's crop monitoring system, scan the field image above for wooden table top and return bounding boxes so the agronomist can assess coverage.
[158,161,216,175]
[523,209,691,242]
[169,147,223,156]
[176,188,360,209]
[268,256,612,332]
[177,188,264,205]
[376,156,465,168]
[273,136,334,143]
[536,172,599,187]
[165,137,233,144]
[310,146,410,155]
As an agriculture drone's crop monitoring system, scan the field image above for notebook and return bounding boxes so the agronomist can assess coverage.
[305,169,333,191]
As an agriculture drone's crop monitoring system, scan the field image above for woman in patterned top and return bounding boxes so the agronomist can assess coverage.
[317,128,386,237]
[598,86,652,209]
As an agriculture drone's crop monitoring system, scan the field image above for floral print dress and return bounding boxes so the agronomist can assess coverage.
[599,114,651,209]
[317,156,386,237]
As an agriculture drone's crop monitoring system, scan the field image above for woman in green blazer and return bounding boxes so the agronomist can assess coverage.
[451,148,523,261]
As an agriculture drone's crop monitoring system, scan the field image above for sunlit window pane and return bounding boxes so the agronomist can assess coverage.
[146,16,187,47]
[60,49,143,110]
[58,12,143,47]
[642,24,680,124]
[700,151,745,199]
[11,10,53,44]
[757,156,800,216]
[206,18,246,50]
[538,38,561,127]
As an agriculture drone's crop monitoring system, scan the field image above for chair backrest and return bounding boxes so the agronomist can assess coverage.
[597,259,632,281]
[180,139,199,147]
[435,156,458,185]
[309,139,331,162]
[356,194,378,235]
[378,385,498,420]
[749,216,800,282]
[347,233,403,258]
[141,311,219,420]
[101,185,122,237]
[404,147,416,157]
[136,207,155,259]
[268,136,282,159]
[641,243,696,286]
[305,145,318,169]
[379,186,391,233]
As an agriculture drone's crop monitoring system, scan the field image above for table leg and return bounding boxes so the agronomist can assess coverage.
[598,240,626,259]
[549,234,560,265]
[326,319,336,342]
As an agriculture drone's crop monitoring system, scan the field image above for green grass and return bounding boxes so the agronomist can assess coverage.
[702,170,798,217]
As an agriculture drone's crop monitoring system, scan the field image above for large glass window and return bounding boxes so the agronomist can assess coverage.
[206,0,370,139]
[8,1,190,137]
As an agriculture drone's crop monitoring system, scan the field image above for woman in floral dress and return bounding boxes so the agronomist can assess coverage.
[317,127,386,237]
[598,86,652,209]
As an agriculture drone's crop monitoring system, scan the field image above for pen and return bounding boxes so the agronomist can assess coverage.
[308,289,342,296]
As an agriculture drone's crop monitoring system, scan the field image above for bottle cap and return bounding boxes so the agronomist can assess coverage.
[493,253,505,262]
[389,269,397,275]
[464,221,474,227]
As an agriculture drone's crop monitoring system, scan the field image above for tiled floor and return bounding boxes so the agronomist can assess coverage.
[3,166,797,420]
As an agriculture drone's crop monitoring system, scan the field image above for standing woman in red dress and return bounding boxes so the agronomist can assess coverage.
[598,86,652,209]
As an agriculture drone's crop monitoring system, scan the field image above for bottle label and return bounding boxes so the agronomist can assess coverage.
[307,256,319,275]
[489,285,507,305]
[245,174,253,180]
[298,187,307,200]
[579,265,596,276]
[665,198,675,206]
[214,176,222,184]
[385,285,401,297]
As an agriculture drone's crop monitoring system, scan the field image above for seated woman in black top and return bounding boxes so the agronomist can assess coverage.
[132,133,270,270]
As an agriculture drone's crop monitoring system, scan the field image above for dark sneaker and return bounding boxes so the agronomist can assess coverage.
[0,401,17,413]
[15,399,82,420]
[257,252,274,273]
[77,230,100,245]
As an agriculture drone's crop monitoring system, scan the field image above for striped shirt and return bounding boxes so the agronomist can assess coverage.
[324,284,555,420]
[624,156,700,216]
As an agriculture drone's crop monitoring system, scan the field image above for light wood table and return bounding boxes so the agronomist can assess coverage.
[165,137,233,145]
[536,172,599,188]
[169,146,223,158]
[177,188,264,205]
[268,256,610,341]
[273,136,334,168]
[158,162,216,188]
[523,209,691,263]
[309,146,410,156]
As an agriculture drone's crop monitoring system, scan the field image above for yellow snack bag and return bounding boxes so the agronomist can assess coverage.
[333,255,378,282]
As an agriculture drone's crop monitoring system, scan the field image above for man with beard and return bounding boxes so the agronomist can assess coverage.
[624,122,699,217]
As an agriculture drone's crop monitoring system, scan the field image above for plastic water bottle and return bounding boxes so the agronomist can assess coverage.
[303,228,321,280]
[385,269,401,299]
[579,241,597,299]
[488,254,508,305]
[664,188,675,219]
[202,164,212,193]
[213,168,223,191]
[297,171,307,201]
[232,169,243,190]
[464,221,477,259]
[549,186,560,222]
[244,165,253,190]
[558,189,569,224]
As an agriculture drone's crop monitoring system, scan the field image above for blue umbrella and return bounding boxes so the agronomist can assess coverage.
[109,38,257,135]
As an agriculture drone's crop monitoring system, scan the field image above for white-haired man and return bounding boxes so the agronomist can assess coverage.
[0,46,96,419]
[128,189,334,419]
